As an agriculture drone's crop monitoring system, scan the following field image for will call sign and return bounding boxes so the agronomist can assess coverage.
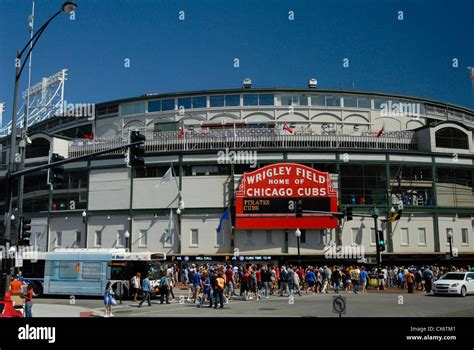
[235,163,338,229]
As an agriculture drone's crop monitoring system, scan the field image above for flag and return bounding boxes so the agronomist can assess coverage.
[376,123,384,138]
[155,167,173,189]
[283,123,293,134]
[178,125,185,140]
[216,209,230,234]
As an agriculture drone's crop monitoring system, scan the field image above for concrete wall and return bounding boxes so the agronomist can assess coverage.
[181,176,229,208]
[88,168,131,210]
[49,217,85,250]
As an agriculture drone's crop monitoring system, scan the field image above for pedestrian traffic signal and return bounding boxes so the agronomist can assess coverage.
[19,217,32,246]
[128,131,146,167]
[345,206,353,221]
[295,199,303,218]
[378,230,385,252]
[49,153,65,185]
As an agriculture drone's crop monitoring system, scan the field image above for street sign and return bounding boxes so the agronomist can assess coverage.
[333,295,346,316]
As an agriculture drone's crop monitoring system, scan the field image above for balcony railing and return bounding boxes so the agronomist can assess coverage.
[68,129,417,158]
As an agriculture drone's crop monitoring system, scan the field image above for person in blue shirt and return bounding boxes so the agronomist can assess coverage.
[138,275,152,307]
[199,272,212,308]
[360,267,368,293]
[192,270,202,304]
[305,268,316,294]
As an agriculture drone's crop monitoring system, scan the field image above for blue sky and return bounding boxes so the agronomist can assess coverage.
[1,0,473,125]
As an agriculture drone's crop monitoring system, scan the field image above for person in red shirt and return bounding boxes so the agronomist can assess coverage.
[9,277,24,295]
[224,265,234,300]
[22,285,35,318]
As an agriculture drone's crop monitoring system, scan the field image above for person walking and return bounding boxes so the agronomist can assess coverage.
[423,267,433,293]
[199,272,213,308]
[130,272,141,302]
[332,267,342,293]
[103,282,116,317]
[159,273,171,304]
[350,266,361,294]
[279,266,289,296]
[360,267,368,293]
[138,275,152,307]
[406,270,415,293]
[293,267,303,296]
[213,271,225,308]
[306,268,316,294]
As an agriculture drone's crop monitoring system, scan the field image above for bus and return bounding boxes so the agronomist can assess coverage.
[41,249,166,298]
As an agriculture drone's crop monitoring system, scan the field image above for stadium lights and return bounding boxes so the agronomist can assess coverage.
[308,78,318,88]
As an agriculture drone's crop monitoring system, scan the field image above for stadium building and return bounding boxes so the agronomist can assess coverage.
[1,83,473,266]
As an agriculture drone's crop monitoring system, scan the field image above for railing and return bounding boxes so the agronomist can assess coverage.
[68,129,417,158]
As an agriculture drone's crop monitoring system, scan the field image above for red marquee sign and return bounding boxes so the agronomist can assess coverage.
[235,163,338,229]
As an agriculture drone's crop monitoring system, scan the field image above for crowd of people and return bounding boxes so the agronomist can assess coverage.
[140,263,473,309]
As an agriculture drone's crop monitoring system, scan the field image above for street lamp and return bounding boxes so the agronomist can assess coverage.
[81,210,87,223]
[447,229,453,260]
[295,228,301,267]
[124,230,130,251]
[2,1,79,298]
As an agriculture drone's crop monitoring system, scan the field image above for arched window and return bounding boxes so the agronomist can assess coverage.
[25,138,50,158]
[435,127,469,149]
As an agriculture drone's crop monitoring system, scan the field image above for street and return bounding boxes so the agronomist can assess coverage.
[31,291,474,318]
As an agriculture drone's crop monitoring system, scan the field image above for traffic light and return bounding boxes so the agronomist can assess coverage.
[345,206,353,221]
[377,230,385,252]
[49,153,65,185]
[128,131,146,167]
[295,199,303,218]
[19,217,32,246]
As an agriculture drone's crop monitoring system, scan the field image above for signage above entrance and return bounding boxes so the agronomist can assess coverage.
[235,163,338,229]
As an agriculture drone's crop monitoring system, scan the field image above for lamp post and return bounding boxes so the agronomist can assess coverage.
[124,230,130,252]
[447,229,453,260]
[176,200,184,254]
[295,228,301,267]
[2,1,78,297]
[82,210,87,248]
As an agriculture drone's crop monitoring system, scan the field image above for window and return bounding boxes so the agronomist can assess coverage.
[33,232,41,248]
[461,228,469,245]
[216,229,224,246]
[243,94,258,106]
[210,95,225,107]
[370,228,376,246]
[165,227,173,247]
[374,99,388,110]
[117,231,125,247]
[161,98,175,111]
[55,231,62,248]
[58,262,80,279]
[95,231,102,247]
[246,230,253,245]
[258,94,274,106]
[154,121,179,132]
[357,98,371,109]
[311,95,326,107]
[82,262,103,280]
[140,230,148,247]
[192,96,206,108]
[225,95,240,106]
[418,228,427,246]
[120,102,145,116]
[265,230,272,244]
[351,228,361,245]
[300,229,306,244]
[325,96,341,107]
[75,231,82,247]
[435,127,469,149]
[148,100,161,112]
[177,97,192,110]
[401,228,409,246]
[191,229,199,246]
[280,94,308,106]
[344,96,357,108]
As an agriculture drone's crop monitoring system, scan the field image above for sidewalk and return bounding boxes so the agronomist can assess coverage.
[31,304,104,317]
